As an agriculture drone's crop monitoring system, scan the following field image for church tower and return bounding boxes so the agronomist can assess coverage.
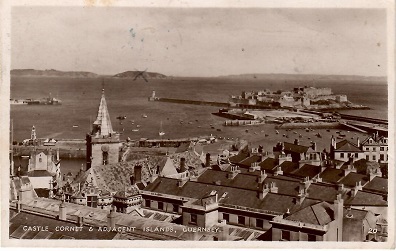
[86,89,121,170]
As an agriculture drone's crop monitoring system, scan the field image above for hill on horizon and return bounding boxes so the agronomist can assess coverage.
[11,69,100,78]
[112,70,167,79]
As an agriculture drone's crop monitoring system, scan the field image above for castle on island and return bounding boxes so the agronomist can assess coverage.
[230,86,348,108]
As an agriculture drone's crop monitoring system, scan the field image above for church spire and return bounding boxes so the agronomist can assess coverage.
[92,88,114,136]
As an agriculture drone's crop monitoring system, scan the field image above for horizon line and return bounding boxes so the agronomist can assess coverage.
[10,68,388,79]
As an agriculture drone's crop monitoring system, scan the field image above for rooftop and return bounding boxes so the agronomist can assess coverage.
[320,168,345,184]
[283,142,310,154]
[335,140,362,152]
[285,201,334,226]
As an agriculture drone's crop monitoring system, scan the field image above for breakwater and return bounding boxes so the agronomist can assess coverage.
[150,97,230,107]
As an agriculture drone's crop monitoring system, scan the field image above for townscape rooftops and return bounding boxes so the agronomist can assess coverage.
[278,161,299,174]
[363,177,388,194]
[361,135,387,146]
[229,152,250,164]
[285,201,334,226]
[320,168,345,184]
[344,190,387,206]
[343,208,370,221]
[196,168,341,202]
[197,169,260,190]
[238,155,262,167]
[290,164,322,179]
[144,177,320,215]
[259,157,277,171]
[335,140,362,152]
[283,142,310,154]
[339,173,369,188]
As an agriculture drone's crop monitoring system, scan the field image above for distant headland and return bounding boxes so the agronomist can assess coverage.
[10,69,386,83]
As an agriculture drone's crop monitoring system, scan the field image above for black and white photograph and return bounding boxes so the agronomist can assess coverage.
[1,0,394,247]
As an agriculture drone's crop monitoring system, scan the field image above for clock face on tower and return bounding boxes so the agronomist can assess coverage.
[101,145,109,152]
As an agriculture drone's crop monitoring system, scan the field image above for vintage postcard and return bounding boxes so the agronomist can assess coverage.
[1,0,394,248]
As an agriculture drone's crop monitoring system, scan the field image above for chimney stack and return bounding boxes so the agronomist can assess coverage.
[258,170,267,183]
[205,153,211,167]
[297,187,308,205]
[369,168,382,181]
[269,182,278,193]
[249,162,260,172]
[227,165,240,179]
[59,201,67,221]
[357,137,360,148]
[134,165,142,183]
[107,207,116,229]
[180,157,186,172]
[274,166,283,176]
[334,194,344,241]
[77,216,84,227]
[311,142,317,151]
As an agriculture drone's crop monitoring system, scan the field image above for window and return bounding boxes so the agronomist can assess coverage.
[354,153,358,158]
[172,204,179,213]
[380,154,384,161]
[190,214,197,224]
[366,155,370,161]
[308,234,316,242]
[145,199,151,208]
[380,147,384,151]
[39,158,42,162]
[372,155,376,161]
[373,147,376,151]
[158,202,164,210]
[238,216,245,225]
[256,219,264,229]
[281,230,291,241]
[366,147,370,151]
[87,196,97,208]
[340,153,344,158]
[223,213,229,222]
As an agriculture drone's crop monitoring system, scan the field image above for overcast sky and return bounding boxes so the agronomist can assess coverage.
[11,7,387,77]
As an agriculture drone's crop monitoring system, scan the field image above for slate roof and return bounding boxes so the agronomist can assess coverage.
[229,152,249,164]
[144,177,320,215]
[278,161,299,174]
[339,173,369,188]
[283,142,310,154]
[290,164,322,179]
[306,183,341,202]
[343,208,370,220]
[335,140,362,152]
[197,169,261,190]
[320,168,345,184]
[285,201,334,226]
[238,155,262,167]
[344,191,387,206]
[363,177,388,194]
[259,158,277,171]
